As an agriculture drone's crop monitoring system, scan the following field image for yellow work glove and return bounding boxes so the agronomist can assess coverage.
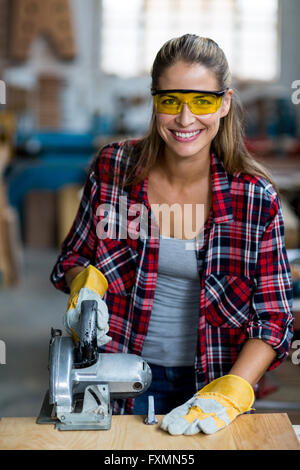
[161,374,254,435]
[64,265,112,347]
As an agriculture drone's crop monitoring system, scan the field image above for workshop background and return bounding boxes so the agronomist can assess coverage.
[0,0,300,424]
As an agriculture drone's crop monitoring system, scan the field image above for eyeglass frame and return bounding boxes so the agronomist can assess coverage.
[151,88,229,116]
[151,88,228,97]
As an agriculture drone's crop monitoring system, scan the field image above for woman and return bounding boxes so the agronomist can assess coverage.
[51,34,294,435]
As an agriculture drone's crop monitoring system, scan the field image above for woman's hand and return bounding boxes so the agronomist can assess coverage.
[161,339,276,435]
[64,265,112,347]
[161,374,254,435]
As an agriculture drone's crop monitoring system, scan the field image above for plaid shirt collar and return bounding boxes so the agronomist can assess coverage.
[129,151,234,225]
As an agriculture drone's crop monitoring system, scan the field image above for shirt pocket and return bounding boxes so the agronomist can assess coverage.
[204,274,252,328]
[96,238,138,296]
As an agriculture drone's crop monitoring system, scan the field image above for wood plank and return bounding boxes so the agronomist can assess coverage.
[0,414,299,450]
[24,190,56,248]
[56,184,82,246]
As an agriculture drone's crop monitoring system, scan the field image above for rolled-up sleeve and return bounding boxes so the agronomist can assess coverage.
[50,157,100,294]
[247,192,294,370]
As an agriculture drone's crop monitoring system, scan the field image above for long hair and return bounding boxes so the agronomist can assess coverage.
[121,34,277,192]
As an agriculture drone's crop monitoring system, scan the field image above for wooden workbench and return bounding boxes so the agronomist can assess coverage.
[0,413,299,450]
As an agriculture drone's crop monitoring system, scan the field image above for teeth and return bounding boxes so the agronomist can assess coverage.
[174,130,201,139]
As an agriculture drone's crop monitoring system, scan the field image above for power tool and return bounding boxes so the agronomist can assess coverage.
[37,300,152,430]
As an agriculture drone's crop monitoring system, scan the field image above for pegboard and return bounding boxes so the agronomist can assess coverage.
[10,0,77,61]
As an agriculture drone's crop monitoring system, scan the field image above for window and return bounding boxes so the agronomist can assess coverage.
[100,0,279,81]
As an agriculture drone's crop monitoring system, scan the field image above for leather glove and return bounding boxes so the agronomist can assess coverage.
[161,374,254,435]
[64,265,112,347]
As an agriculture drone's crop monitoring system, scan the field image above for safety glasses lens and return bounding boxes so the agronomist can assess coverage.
[190,94,221,113]
[154,94,181,114]
[154,93,222,115]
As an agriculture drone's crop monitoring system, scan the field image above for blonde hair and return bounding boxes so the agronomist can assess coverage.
[122,34,277,192]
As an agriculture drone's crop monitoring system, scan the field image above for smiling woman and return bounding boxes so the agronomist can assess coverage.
[51,34,293,435]
[152,61,232,167]
[122,35,276,190]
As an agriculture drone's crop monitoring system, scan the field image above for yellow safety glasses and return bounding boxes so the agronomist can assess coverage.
[152,89,227,115]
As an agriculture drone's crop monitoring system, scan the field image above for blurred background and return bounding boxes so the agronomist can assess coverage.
[0,0,300,426]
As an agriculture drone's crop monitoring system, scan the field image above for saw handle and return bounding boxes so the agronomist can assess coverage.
[75,300,98,368]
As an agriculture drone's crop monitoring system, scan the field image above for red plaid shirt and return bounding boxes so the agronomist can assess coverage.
[51,140,294,414]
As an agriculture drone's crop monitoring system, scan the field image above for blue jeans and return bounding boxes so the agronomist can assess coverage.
[132,363,196,415]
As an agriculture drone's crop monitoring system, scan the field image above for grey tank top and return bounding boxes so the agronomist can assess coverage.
[141,236,202,367]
